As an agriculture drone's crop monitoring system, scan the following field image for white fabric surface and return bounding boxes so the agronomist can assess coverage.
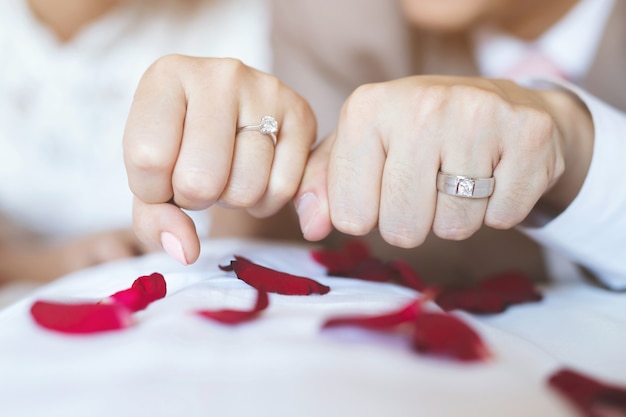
[0,238,624,417]
[0,0,270,240]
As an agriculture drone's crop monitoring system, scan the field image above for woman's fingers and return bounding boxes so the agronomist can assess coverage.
[133,197,201,265]
[124,56,316,263]
[248,89,317,218]
[172,60,240,210]
[124,55,188,204]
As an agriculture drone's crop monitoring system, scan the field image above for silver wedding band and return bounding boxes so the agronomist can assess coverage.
[436,171,495,199]
[237,115,279,145]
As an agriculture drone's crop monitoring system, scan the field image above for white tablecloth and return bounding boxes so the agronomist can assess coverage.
[0,239,624,417]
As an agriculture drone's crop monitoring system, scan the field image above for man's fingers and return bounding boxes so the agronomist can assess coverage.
[248,89,317,218]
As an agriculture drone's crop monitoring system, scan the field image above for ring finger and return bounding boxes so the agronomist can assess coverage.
[432,138,496,241]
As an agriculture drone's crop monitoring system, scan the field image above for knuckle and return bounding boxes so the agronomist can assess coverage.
[341,83,383,121]
[268,176,298,204]
[484,202,525,229]
[259,73,282,95]
[486,178,539,229]
[221,184,264,208]
[288,95,316,132]
[210,57,248,83]
[174,170,223,207]
[484,212,519,230]
[331,207,375,236]
[125,141,172,174]
[433,222,476,241]
[432,199,480,240]
[380,228,424,249]
[143,54,187,80]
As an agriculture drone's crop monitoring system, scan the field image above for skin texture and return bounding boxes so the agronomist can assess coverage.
[293,76,593,247]
[124,55,316,264]
[17,0,595,275]
[124,1,594,266]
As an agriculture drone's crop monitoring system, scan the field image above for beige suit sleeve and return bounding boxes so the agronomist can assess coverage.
[270,0,416,141]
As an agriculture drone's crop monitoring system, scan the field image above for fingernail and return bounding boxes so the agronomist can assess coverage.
[160,232,188,266]
[296,192,320,237]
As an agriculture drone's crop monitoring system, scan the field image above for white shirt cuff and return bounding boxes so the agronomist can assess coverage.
[519,78,626,290]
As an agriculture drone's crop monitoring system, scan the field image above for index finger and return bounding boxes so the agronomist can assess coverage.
[123,55,187,204]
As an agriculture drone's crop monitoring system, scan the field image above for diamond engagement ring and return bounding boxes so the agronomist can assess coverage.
[436,171,495,199]
[237,115,279,145]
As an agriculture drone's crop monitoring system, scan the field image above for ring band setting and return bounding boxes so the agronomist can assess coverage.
[237,115,279,145]
[436,171,495,199]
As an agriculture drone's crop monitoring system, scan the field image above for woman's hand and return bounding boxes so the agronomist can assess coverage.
[295,76,594,246]
[123,55,316,265]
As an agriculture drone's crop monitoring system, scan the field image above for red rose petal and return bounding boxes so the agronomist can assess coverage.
[435,271,542,314]
[412,312,491,362]
[31,273,166,334]
[106,272,167,312]
[323,299,422,330]
[312,241,427,291]
[390,260,427,292]
[311,240,371,276]
[223,256,330,295]
[30,301,132,334]
[339,258,399,283]
[197,290,269,325]
[322,291,487,362]
[480,271,542,304]
[549,368,626,417]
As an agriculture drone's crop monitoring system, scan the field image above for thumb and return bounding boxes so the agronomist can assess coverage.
[294,133,335,241]
[132,197,201,265]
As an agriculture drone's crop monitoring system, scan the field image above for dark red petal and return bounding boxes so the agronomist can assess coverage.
[549,368,626,417]
[197,290,269,325]
[412,312,491,362]
[390,260,427,291]
[227,256,330,295]
[219,263,234,272]
[312,241,428,290]
[337,258,398,282]
[435,288,509,314]
[435,271,542,314]
[311,240,372,276]
[30,301,132,334]
[479,271,543,303]
[106,272,167,312]
[323,299,422,330]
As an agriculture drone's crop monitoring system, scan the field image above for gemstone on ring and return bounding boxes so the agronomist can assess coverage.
[259,116,278,135]
[237,115,280,145]
[436,171,495,199]
[456,177,475,197]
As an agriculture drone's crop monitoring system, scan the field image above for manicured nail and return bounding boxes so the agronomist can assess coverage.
[296,192,321,237]
[160,232,188,266]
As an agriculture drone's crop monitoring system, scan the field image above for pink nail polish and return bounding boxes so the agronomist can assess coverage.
[160,232,188,266]
[296,192,321,237]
